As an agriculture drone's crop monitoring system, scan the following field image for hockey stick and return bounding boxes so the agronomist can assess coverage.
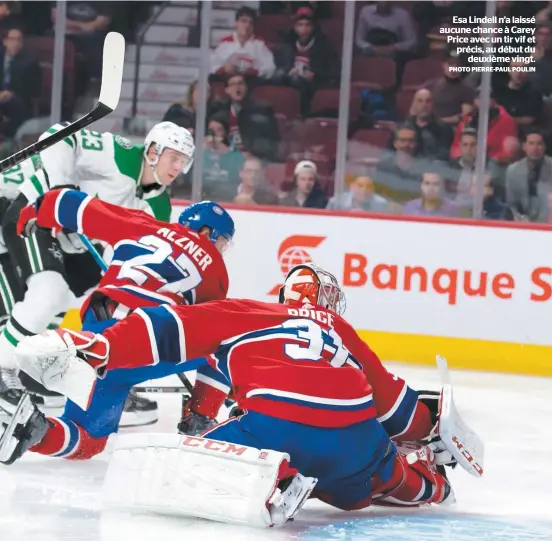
[435,355,485,477]
[0,32,125,174]
[134,385,188,394]
[78,234,108,273]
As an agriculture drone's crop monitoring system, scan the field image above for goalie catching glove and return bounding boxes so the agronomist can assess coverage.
[14,329,109,411]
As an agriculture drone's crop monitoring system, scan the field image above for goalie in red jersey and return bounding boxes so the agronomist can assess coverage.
[11,263,464,527]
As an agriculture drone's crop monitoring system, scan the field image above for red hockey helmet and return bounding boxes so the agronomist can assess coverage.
[278,263,346,315]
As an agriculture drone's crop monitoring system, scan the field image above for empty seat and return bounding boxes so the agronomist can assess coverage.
[401,57,442,89]
[348,128,392,164]
[310,88,362,119]
[286,118,338,155]
[26,36,75,68]
[351,56,396,89]
[252,85,301,119]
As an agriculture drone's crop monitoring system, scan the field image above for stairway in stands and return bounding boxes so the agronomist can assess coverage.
[91,1,259,134]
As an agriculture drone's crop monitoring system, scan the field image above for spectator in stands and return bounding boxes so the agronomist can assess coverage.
[427,50,477,126]
[327,175,389,213]
[280,160,328,208]
[403,170,458,217]
[404,89,453,161]
[211,6,275,81]
[506,130,552,223]
[162,80,213,133]
[0,25,41,138]
[469,174,514,221]
[450,88,518,166]
[374,126,428,202]
[494,59,543,128]
[202,113,246,202]
[210,72,280,161]
[441,128,506,206]
[52,2,117,80]
[531,22,552,98]
[273,7,339,115]
[234,155,278,205]
[355,2,417,65]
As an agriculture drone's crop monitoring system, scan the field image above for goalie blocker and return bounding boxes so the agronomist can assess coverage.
[102,433,317,528]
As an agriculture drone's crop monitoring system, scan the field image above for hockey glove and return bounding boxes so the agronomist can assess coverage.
[14,329,110,411]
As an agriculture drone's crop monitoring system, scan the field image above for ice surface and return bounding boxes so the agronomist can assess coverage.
[1,363,551,541]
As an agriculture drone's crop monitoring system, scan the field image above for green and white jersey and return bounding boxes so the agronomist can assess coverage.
[0,157,44,254]
[19,124,171,222]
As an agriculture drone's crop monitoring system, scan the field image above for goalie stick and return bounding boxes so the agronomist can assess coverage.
[0,31,125,173]
[435,355,485,478]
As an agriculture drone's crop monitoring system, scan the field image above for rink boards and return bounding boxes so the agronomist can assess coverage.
[171,202,552,377]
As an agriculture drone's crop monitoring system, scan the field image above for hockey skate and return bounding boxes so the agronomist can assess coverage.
[1,368,65,415]
[119,390,158,428]
[0,392,50,465]
[17,371,66,415]
[0,368,25,411]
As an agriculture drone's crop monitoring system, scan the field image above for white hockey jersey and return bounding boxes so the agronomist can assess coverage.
[22,124,171,222]
[211,33,275,78]
[0,126,172,253]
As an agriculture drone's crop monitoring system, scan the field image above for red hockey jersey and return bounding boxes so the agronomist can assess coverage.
[30,189,229,315]
[103,299,428,433]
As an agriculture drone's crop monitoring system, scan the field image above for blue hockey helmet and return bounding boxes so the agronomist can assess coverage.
[178,201,235,249]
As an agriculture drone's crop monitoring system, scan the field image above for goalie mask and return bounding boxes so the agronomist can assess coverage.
[279,264,346,315]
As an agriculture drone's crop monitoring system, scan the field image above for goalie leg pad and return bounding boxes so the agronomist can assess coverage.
[102,433,317,528]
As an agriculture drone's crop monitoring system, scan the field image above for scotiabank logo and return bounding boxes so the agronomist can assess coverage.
[268,235,326,295]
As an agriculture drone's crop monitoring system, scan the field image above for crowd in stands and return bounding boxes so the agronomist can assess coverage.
[0,1,153,143]
[4,0,552,225]
[157,0,552,224]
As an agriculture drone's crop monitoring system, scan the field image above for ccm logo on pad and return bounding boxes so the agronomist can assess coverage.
[182,436,247,455]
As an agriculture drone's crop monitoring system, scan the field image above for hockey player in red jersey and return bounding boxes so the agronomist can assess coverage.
[0,188,234,461]
[13,263,454,513]
[179,266,437,443]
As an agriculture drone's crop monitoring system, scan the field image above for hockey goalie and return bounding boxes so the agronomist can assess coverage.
[5,264,483,527]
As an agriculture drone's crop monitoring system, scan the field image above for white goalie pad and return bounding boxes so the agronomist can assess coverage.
[436,356,484,478]
[102,433,317,528]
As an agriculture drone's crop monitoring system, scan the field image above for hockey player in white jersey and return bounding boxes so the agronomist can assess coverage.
[0,121,195,427]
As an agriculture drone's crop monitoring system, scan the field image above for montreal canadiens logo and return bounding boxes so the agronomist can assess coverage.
[268,234,325,295]
[213,206,223,215]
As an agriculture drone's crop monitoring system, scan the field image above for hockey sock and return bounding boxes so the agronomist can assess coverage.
[0,272,72,370]
[30,417,108,459]
[192,365,231,419]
